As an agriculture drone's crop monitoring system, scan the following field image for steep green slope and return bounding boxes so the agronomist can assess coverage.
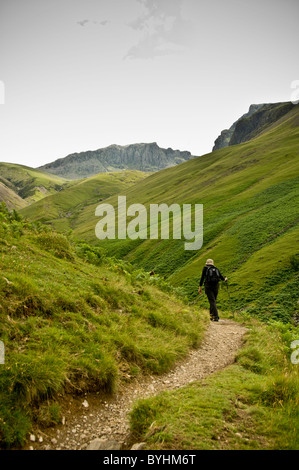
[0,162,71,205]
[20,104,299,322]
[0,205,206,448]
[58,104,298,322]
[21,170,146,232]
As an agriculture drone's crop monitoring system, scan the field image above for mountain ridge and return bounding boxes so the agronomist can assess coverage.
[38,142,195,179]
[213,101,295,151]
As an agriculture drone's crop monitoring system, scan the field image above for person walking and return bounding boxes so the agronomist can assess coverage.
[198,259,227,321]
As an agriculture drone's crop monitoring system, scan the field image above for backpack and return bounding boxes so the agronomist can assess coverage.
[206,266,221,283]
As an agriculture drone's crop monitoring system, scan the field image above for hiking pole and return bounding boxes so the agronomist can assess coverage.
[190,294,201,305]
[226,281,234,317]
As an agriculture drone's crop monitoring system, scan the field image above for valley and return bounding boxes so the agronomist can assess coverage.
[0,101,298,450]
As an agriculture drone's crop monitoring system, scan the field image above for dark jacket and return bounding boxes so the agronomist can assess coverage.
[199,265,225,287]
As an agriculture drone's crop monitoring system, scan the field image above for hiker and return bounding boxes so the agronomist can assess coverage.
[198,259,227,322]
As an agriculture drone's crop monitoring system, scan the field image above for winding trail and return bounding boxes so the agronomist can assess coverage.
[26,319,248,450]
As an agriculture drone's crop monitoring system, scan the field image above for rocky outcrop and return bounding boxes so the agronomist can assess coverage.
[229,102,295,146]
[213,104,265,151]
[213,102,294,151]
[38,142,194,179]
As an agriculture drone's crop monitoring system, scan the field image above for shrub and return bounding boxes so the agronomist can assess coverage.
[75,242,105,266]
[32,232,74,261]
[290,253,299,271]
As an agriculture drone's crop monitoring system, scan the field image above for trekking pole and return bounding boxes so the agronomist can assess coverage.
[226,281,234,317]
[190,294,200,305]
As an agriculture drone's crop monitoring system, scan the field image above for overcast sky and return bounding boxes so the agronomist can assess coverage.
[0,0,298,168]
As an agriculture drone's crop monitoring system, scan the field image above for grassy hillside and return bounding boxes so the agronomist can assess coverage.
[21,170,146,232]
[22,104,299,323]
[2,103,298,450]
[0,204,206,448]
[0,162,71,205]
[0,181,28,210]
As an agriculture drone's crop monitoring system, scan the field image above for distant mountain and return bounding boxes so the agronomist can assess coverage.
[38,142,195,179]
[213,102,295,151]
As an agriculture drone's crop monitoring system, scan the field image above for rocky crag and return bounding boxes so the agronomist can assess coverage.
[213,101,295,151]
[38,142,194,179]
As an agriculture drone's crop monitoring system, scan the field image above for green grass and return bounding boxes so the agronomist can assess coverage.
[1,103,299,449]
[20,170,147,232]
[0,205,207,448]
[0,162,71,204]
[20,106,299,326]
[129,317,299,450]
[57,103,298,324]
[0,181,27,210]
[19,106,299,326]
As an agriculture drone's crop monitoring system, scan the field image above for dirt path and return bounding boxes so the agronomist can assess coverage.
[26,319,247,450]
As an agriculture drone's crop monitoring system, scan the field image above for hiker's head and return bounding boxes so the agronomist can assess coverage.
[206,259,214,266]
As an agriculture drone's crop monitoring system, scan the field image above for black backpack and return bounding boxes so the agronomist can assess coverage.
[206,266,221,283]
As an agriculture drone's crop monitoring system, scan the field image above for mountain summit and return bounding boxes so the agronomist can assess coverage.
[38,142,194,179]
[213,101,295,151]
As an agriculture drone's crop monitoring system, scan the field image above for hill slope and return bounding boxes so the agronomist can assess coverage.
[0,181,27,210]
[24,103,299,323]
[21,170,147,232]
[0,205,206,448]
[0,162,71,206]
[38,142,195,179]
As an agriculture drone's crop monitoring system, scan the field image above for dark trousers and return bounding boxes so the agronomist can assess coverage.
[205,283,219,320]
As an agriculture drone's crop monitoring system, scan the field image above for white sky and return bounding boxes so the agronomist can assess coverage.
[0,0,298,168]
